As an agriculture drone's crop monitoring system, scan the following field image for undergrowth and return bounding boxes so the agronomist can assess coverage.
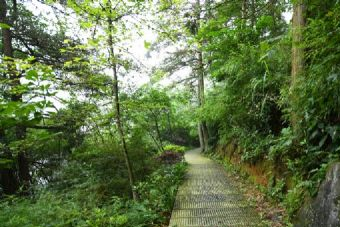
[0,162,187,227]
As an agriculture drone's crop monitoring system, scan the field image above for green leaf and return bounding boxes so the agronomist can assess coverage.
[26,70,39,80]
[144,40,151,49]
[80,21,93,29]
[0,23,11,29]
[319,135,328,148]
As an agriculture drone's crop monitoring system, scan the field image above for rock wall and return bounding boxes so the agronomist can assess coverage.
[216,143,283,187]
[294,163,340,227]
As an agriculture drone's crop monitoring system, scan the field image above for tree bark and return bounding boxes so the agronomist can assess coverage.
[0,0,13,58]
[197,50,209,152]
[202,122,209,152]
[0,0,30,195]
[152,112,164,151]
[195,0,209,152]
[166,109,173,140]
[250,0,256,27]
[0,149,19,195]
[107,2,137,200]
[198,123,204,151]
[291,0,305,133]
[17,151,31,194]
[0,0,17,195]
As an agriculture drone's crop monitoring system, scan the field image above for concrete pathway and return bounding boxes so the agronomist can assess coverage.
[169,149,262,227]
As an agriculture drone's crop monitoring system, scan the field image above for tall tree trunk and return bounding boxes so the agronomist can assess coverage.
[0,148,19,195]
[0,0,30,194]
[197,50,209,152]
[17,151,30,194]
[291,1,305,133]
[195,0,209,152]
[198,124,204,150]
[107,3,137,200]
[202,122,209,152]
[250,0,256,27]
[15,119,30,194]
[0,0,17,195]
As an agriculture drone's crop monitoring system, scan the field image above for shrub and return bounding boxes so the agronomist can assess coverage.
[0,162,187,227]
[163,144,186,153]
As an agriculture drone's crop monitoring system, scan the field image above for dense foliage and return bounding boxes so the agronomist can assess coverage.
[197,0,340,217]
[1,0,339,224]
[0,162,187,227]
[0,0,194,226]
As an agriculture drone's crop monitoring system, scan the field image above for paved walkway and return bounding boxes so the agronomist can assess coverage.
[169,149,262,227]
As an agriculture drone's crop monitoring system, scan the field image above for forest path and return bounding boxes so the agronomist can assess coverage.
[169,148,262,227]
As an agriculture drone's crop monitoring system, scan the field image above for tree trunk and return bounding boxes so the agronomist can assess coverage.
[291,1,305,133]
[0,0,17,195]
[166,109,173,140]
[0,0,30,195]
[0,149,19,195]
[0,168,18,195]
[195,0,209,152]
[0,0,13,58]
[198,124,204,152]
[202,121,209,152]
[197,50,209,152]
[153,112,164,151]
[107,3,137,200]
[250,0,256,27]
[16,126,30,194]
[17,151,31,194]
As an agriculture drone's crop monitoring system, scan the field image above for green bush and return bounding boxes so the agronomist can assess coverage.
[0,162,187,227]
[162,144,186,153]
[136,162,187,214]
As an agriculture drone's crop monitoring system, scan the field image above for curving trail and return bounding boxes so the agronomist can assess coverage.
[169,149,262,227]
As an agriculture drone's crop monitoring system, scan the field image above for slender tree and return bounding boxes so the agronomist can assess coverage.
[291,0,305,133]
[106,1,137,200]
[195,0,209,152]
